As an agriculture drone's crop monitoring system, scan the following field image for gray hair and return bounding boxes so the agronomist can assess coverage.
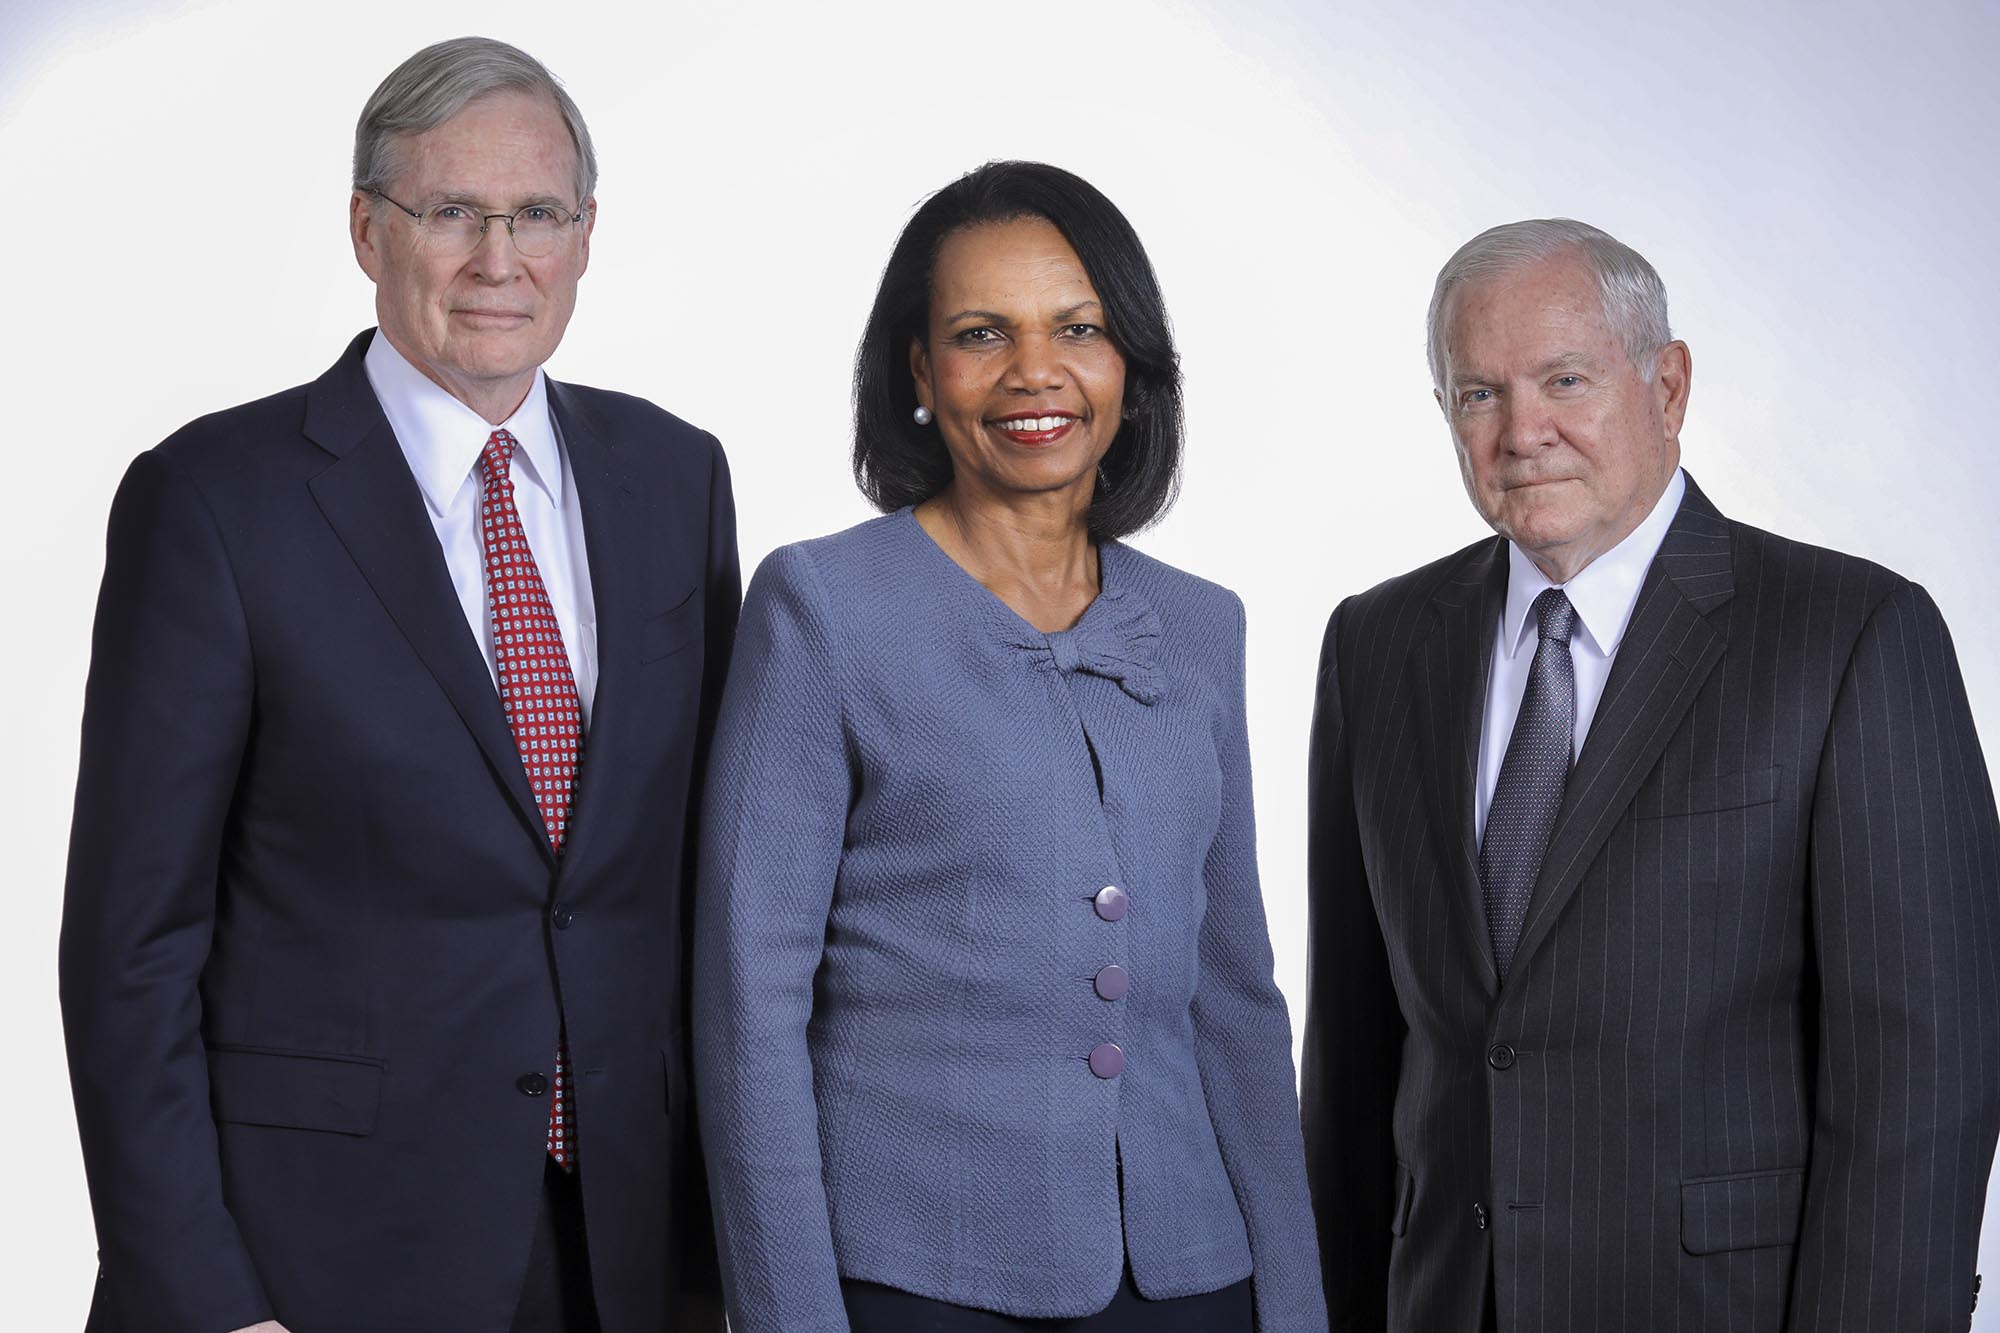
[353,37,598,206]
[1427,218,1671,391]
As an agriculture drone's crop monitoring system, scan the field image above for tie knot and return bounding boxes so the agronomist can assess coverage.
[480,428,519,481]
[1532,587,1577,643]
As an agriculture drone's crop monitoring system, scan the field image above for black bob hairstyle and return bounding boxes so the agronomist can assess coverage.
[851,160,1184,541]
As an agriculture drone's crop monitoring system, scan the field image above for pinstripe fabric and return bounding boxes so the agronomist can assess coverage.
[1302,475,2000,1333]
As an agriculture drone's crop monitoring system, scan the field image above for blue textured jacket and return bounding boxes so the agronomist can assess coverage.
[693,510,1326,1331]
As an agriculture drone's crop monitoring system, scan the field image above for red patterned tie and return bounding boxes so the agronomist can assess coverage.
[480,428,582,1171]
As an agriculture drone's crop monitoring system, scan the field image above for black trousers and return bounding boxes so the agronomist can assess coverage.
[842,1268,1254,1332]
[510,1159,602,1333]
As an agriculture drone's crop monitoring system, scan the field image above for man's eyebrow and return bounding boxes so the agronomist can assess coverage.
[1533,351,1597,375]
[424,188,569,208]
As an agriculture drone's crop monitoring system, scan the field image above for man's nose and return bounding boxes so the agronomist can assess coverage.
[1499,398,1558,454]
[466,217,524,280]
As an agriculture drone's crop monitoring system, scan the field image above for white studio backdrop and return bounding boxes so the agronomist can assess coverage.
[5,0,1996,1320]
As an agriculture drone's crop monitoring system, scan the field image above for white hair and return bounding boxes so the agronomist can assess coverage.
[1427,218,1671,391]
[353,36,597,205]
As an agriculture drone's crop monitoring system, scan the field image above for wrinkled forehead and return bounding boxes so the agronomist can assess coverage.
[1442,255,1620,375]
[393,90,580,199]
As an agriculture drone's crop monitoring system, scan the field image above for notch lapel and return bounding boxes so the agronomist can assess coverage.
[544,380,643,882]
[1408,540,1508,996]
[1508,477,1735,975]
[303,332,554,865]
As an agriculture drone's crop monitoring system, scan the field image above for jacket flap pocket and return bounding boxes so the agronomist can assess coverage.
[1637,765,1780,820]
[208,1044,384,1136]
[1680,1165,1805,1255]
[1390,1160,1415,1237]
[640,586,701,663]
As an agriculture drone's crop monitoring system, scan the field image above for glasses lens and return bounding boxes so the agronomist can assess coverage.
[510,206,568,258]
[421,204,485,254]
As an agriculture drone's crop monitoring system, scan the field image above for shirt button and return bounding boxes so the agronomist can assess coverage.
[1089,1043,1124,1079]
[1093,965,1131,1001]
[552,904,574,930]
[1487,1043,1516,1071]
[517,1072,549,1096]
[1093,885,1129,922]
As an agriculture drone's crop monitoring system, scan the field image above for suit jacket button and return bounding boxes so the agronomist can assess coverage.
[1094,965,1130,1001]
[552,904,574,930]
[517,1072,549,1096]
[1093,885,1129,922]
[1474,1203,1489,1230]
[1089,1043,1124,1079]
[1487,1043,1517,1071]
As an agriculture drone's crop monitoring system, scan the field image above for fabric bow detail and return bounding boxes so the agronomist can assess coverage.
[1010,589,1164,706]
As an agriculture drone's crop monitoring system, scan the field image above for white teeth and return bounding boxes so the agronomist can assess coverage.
[998,415,1072,431]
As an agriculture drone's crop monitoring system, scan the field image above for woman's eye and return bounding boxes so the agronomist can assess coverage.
[954,327,1001,345]
[1060,323,1100,338]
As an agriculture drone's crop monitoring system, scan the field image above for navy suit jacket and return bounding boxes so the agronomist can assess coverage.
[60,331,739,1332]
[1303,476,2000,1332]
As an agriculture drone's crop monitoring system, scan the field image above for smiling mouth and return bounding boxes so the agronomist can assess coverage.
[989,413,1080,445]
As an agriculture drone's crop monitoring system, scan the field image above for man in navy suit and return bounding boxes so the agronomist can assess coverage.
[1303,219,2000,1332]
[59,37,736,1333]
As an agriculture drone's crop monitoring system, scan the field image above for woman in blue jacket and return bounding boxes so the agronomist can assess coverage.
[694,160,1326,1333]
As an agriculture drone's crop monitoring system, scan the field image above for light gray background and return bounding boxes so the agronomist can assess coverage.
[5,0,1996,1321]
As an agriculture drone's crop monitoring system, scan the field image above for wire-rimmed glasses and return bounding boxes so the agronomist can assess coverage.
[369,189,588,259]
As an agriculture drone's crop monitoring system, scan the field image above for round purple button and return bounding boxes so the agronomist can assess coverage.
[1089,1042,1125,1079]
[1093,885,1129,922]
[1093,964,1130,1001]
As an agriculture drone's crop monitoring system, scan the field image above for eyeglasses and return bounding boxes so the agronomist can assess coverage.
[369,189,588,259]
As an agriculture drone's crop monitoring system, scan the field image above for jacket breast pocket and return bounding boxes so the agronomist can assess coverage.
[1635,765,1781,820]
[1390,1160,1416,1236]
[207,1044,384,1136]
[1679,1165,1805,1254]
[640,586,702,664]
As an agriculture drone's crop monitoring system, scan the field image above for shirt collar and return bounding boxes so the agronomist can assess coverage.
[1500,467,1687,661]
[363,329,563,517]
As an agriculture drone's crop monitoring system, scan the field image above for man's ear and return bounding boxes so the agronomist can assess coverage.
[350,191,383,283]
[1654,339,1692,440]
[576,196,595,277]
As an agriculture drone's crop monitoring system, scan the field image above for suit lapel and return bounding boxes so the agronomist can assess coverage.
[304,332,554,865]
[546,380,643,880]
[1508,476,1735,975]
[1409,539,1508,995]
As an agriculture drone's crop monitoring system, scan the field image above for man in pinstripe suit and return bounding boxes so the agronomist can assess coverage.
[1302,218,2000,1332]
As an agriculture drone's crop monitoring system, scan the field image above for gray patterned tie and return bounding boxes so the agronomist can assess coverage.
[1480,587,1578,983]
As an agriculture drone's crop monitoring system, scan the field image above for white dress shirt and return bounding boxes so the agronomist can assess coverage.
[1474,468,1686,844]
[363,330,599,723]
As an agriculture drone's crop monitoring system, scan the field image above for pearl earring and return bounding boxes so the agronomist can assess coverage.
[913,405,934,426]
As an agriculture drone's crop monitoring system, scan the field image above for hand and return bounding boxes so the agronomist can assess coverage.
[228,1324,290,1333]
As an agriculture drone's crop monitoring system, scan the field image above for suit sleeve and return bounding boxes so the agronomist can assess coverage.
[1186,592,1329,1332]
[58,450,273,1332]
[692,544,851,1332]
[1789,580,2000,1332]
[675,431,742,1329]
[1300,602,1404,1333]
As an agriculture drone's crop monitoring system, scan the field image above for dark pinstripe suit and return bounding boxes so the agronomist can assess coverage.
[1303,474,2000,1332]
